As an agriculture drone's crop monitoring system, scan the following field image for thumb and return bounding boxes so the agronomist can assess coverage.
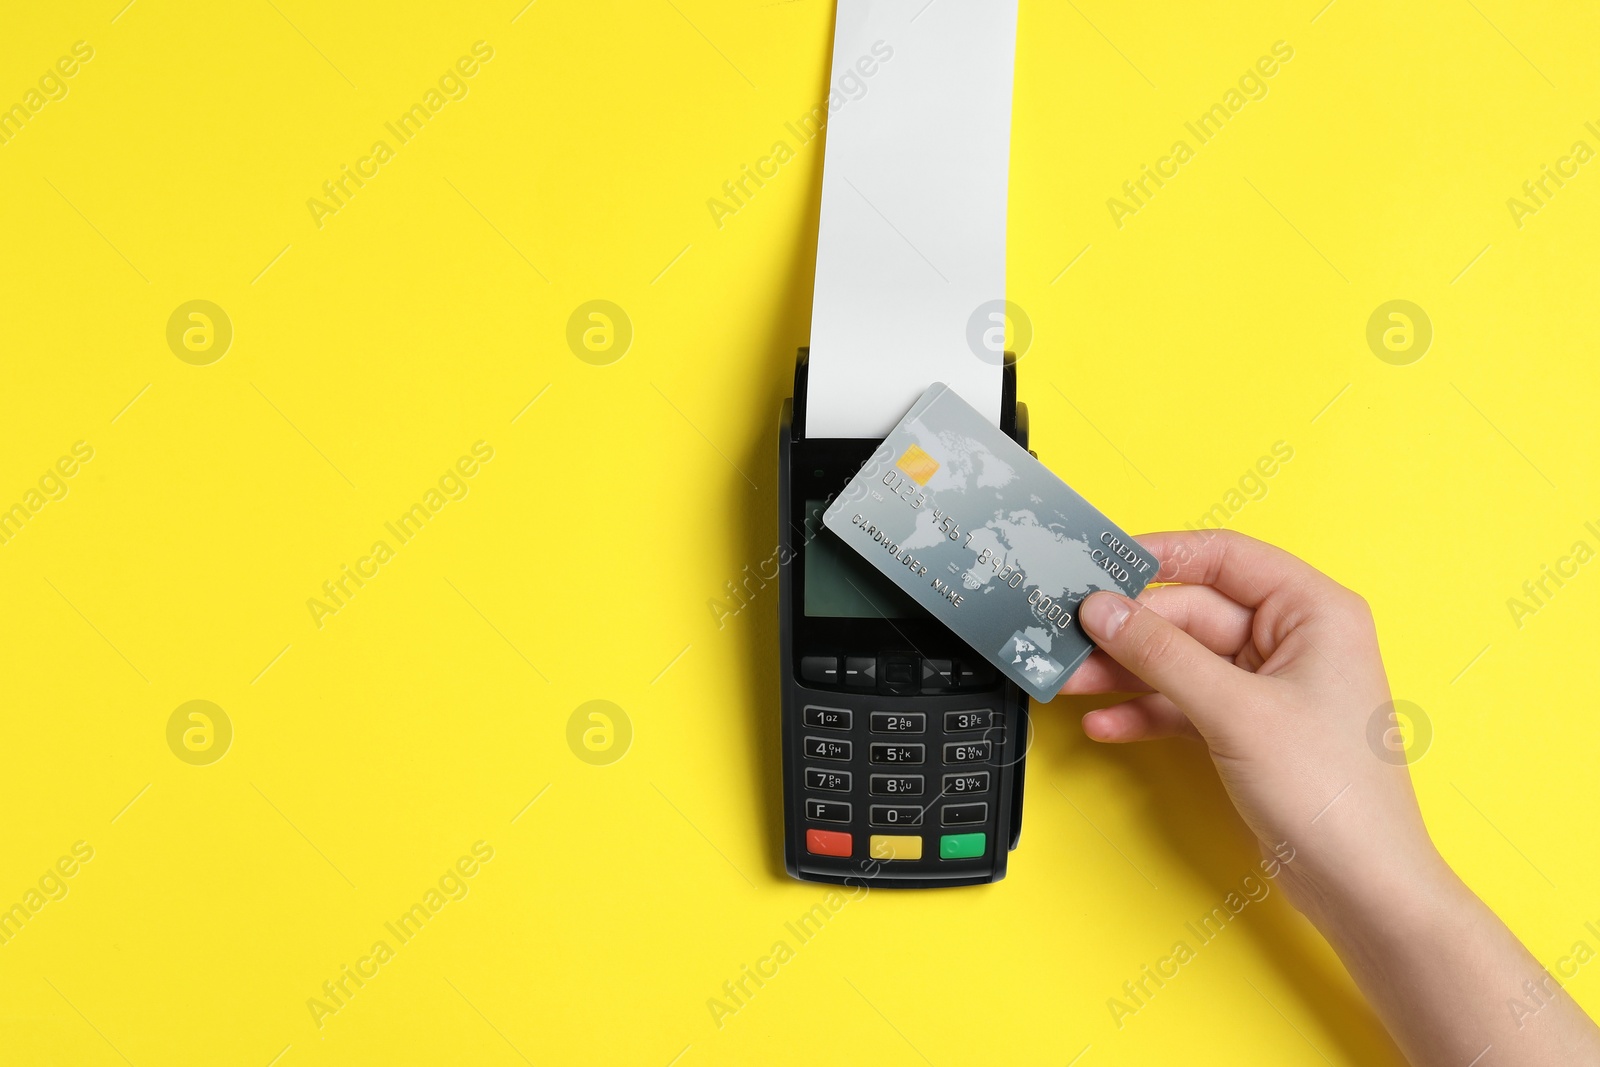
[1077,591,1246,731]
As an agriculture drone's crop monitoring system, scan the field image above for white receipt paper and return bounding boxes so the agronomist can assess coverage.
[806,0,1019,439]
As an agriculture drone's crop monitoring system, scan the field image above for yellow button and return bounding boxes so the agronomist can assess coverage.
[869,835,923,861]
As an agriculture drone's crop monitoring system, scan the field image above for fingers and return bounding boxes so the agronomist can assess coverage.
[1081,694,1199,743]
[1079,590,1250,727]
[1134,529,1334,610]
[1139,583,1254,657]
[1058,650,1145,695]
[1059,584,1253,696]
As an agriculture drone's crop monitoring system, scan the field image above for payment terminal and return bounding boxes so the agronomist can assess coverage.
[779,350,1029,888]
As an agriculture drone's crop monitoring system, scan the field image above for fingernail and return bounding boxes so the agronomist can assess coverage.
[1080,592,1132,638]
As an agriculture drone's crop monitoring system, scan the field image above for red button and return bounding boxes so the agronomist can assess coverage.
[806,829,852,857]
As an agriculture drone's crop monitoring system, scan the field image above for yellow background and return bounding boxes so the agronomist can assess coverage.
[2,1,1598,1063]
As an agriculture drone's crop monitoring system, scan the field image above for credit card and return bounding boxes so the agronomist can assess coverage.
[822,382,1155,703]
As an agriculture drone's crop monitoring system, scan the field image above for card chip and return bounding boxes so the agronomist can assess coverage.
[895,445,940,485]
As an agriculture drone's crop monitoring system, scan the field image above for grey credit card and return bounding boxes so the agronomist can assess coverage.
[822,382,1155,703]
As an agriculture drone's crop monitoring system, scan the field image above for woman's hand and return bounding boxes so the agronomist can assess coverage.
[1060,528,1439,913]
[1058,529,1600,1065]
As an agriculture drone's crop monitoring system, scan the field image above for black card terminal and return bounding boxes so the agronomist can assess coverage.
[779,350,1029,888]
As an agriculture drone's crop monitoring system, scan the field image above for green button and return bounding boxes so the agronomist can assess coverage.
[939,832,986,860]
